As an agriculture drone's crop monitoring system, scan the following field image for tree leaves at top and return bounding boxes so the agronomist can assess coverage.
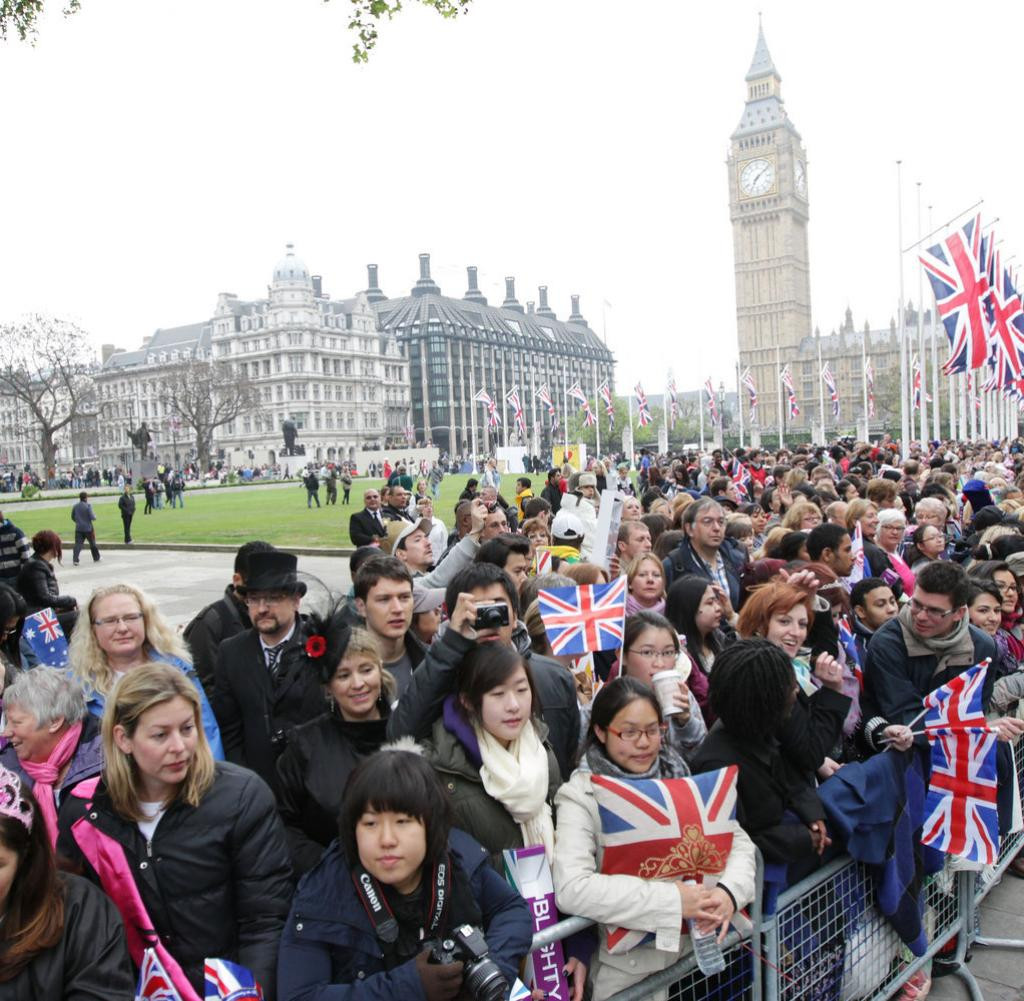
[0,314,97,470]
[337,0,474,62]
[0,0,79,42]
[0,1,473,60]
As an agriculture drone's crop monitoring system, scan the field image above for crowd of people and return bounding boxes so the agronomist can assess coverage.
[2,435,1024,1000]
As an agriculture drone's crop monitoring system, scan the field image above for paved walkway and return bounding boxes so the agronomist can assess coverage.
[54,547,353,626]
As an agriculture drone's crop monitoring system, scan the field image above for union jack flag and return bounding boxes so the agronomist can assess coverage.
[741,367,758,423]
[581,402,597,427]
[730,457,750,499]
[474,389,501,429]
[920,662,999,863]
[22,608,69,667]
[568,382,596,427]
[204,957,263,1000]
[704,378,718,427]
[598,381,615,430]
[591,766,738,953]
[821,362,839,417]
[837,617,863,692]
[985,247,1024,382]
[535,384,557,432]
[919,214,991,375]
[865,357,875,419]
[846,521,865,586]
[667,379,679,429]
[136,947,184,1000]
[780,364,800,417]
[506,386,526,438]
[567,381,588,406]
[634,383,652,427]
[537,577,627,655]
[912,356,933,409]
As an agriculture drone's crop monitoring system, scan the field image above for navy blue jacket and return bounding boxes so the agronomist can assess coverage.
[662,536,743,608]
[277,828,532,1001]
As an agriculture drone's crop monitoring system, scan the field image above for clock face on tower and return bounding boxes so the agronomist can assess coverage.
[739,157,776,197]
[795,160,807,199]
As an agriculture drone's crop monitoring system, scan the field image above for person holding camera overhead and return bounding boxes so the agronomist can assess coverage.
[277,745,532,1001]
[387,563,580,781]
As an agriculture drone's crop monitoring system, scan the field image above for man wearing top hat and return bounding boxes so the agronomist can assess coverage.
[212,550,325,796]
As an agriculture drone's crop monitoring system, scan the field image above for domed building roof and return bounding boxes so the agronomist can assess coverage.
[273,243,310,284]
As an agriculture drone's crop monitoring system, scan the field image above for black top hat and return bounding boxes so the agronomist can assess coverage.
[244,551,307,596]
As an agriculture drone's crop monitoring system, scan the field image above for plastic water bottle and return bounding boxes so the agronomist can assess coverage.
[685,880,726,976]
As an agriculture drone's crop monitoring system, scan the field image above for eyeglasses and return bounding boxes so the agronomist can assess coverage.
[607,723,668,744]
[997,581,1020,594]
[245,592,292,606]
[93,612,145,628]
[909,599,957,620]
[629,647,678,663]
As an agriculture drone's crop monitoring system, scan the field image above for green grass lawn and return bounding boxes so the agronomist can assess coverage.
[6,477,481,549]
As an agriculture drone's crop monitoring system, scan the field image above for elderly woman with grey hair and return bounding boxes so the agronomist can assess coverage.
[0,667,101,847]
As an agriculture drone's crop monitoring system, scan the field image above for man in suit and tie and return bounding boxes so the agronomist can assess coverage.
[348,487,389,547]
[212,550,325,795]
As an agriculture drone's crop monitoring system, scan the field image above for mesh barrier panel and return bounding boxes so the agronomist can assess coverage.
[974,739,1024,901]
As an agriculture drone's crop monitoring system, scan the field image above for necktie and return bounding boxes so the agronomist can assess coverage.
[265,644,284,682]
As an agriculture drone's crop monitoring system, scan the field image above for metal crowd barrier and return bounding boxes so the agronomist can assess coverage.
[527,746,1024,1000]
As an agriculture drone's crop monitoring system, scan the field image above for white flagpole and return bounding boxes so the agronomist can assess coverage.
[699,383,706,452]
[562,370,569,456]
[817,338,825,444]
[737,362,745,449]
[662,385,669,448]
[928,204,942,442]
[897,161,910,450]
[776,345,784,451]
[469,360,478,465]
[593,362,601,460]
[916,182,928,440]
[861,337,868,441]
[627,391,634,462]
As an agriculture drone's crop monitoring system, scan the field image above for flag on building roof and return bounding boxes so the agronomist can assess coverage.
[920,662,999,863]
[538,577,628,655]
[919,214,991,374]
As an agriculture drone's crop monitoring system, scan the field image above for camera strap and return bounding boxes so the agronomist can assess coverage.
[352,853,453,945]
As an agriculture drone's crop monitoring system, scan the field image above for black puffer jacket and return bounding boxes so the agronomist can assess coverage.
[3,873,135,1001]
[56,762,293,1000]
[276,711,389,875]
[16,554,77,613]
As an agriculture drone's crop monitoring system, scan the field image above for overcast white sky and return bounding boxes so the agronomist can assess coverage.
[3,0,1022,394]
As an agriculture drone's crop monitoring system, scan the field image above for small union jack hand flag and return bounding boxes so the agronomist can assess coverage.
[538,578,628,655]
[204,957,263,1000]
[136,948,185,1000]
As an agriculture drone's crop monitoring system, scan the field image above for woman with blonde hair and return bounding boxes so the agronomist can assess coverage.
[781,500,823,532]
[57,662,292,1000]
[625,552,667,616]
[68,583,223,758]
[276,620,397,875]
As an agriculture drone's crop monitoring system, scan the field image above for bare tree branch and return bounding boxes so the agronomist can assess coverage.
[0,314,97,470]
[157,358,263,471]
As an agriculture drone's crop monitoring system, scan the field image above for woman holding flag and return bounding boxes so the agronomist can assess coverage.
[57,662,293,1000]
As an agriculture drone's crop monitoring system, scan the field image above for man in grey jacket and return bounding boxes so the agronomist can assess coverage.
[71,491,100,565]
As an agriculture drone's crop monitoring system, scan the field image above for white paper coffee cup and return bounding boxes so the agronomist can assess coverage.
[651,669,683,716]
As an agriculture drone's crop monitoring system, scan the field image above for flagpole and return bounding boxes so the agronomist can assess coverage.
[817,338,825,444]
[897,161,910,451]
[469,360,479,466]
[562,370,569,457]
[861,336,869,441]
[662,384,669,450]
[627,391,634,461]
[776,345,784,451]
[698,382,705,452]
[593,362,601,461]
[916,182,928,441]
[928,203,942,442]
[736,362,745,449]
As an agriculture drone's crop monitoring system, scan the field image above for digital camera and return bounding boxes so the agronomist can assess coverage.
[473,602,510,630]
[427,924,508,1001]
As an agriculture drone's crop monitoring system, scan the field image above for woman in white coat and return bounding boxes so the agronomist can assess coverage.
[552,677,756,1001]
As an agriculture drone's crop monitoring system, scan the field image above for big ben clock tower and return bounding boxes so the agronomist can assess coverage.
[728,22,812,432]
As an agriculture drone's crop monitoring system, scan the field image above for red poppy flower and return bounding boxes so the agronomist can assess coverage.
[305,635,327,658]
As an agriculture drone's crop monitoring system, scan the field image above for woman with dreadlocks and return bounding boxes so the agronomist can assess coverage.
[691,639,830,881]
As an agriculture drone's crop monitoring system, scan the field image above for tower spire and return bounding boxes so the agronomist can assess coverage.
[745,20,780,84]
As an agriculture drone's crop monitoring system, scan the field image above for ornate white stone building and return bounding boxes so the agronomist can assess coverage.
[95,246,410,468]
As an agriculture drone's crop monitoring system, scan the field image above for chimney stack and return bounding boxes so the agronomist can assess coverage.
[365,264,387,303]
[502,276,524,313]
[536,285,556,319]
[101,344,117,363]
[312,275,323,298]
[567,294,587,326]
[463,266,488,305]
[412,253,441,297]
[527,301,535,314]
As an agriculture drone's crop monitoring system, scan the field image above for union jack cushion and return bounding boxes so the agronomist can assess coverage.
[591,767,737,953]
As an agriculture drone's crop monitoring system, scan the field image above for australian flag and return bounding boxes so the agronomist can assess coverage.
[22,608,69,667]
[537,578,627,656]
[204,958,263,1000]
[920,663,999,863]
[591,767,738,952]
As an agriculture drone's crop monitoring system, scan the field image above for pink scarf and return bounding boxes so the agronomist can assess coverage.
[626,593,665,617]
[22,720,83,847]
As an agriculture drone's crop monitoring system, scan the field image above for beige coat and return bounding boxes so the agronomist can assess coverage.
[552,768,756,1001]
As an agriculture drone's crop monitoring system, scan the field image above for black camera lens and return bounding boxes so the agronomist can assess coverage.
[463,958,508,1001]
